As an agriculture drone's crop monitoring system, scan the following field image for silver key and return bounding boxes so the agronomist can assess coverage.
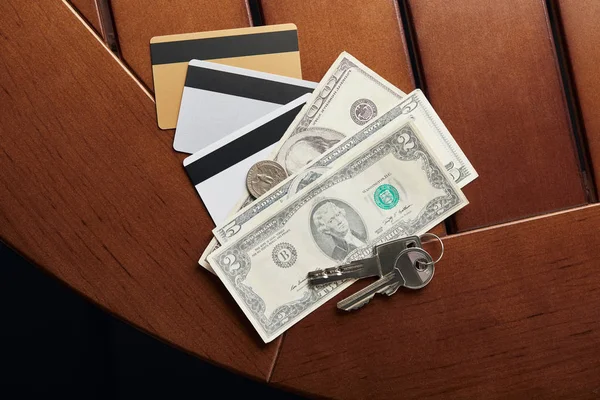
[337,247,434,311]
[306,235,422,285]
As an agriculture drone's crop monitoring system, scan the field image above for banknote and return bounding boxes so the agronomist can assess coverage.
[208,118,468,342]
[213,88,477,244]
[198,51,409,270]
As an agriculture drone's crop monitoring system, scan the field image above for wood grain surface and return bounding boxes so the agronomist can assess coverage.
[557,0,600,189]
[261,0,414,91]
[271,204,600,399]
[406,0,587,232]
[110,0,251,90]
[0,0,277,380]
[3,0,600,397]
[70,0,101,34]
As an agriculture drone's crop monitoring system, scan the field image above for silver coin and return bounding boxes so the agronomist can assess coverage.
[246,160,288,199]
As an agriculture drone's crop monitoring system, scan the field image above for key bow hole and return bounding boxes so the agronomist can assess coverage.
[415,257,429,271]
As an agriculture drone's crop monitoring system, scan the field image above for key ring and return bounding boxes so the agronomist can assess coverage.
[416,232,444,268]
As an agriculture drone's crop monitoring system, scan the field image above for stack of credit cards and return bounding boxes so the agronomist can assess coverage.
[174,60,315,154]
[150,23,304,130]
[182,95,311,225]
[150,23,317,227]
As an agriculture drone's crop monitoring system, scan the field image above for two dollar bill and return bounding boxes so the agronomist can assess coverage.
[200,52,477,342]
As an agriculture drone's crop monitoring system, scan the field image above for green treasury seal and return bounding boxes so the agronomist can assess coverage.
[374,184,399,210]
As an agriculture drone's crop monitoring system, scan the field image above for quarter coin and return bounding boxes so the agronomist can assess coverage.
[246,160,288,199]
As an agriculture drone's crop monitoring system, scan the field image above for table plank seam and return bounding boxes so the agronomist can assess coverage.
[397,0,455,235]
[63,0,154,103]
[441,202,598,241]
[545,0,598,203]
[543,0,597,203]
[267,332,285,382]
[395,0,418,91]
[245,0,265,26]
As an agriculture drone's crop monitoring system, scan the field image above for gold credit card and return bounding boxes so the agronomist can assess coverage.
[150,24,302,130]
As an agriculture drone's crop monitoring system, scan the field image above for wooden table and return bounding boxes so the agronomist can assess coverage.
[2,1,599,398]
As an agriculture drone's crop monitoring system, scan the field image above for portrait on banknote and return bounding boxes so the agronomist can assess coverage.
[310,199,368,262]
[275,128,344,174]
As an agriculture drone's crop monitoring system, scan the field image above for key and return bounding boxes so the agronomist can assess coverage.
[337,247,434,311]
[306,235,422,285]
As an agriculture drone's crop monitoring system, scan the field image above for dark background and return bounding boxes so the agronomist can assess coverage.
[0,241,303,399]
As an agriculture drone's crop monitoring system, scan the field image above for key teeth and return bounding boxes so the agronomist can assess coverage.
[350,301,369,311]
[307,271,324,279]
[324,266,342,276]
[339,298,372,311]
[380,283,401,297]
[307,267,344,286]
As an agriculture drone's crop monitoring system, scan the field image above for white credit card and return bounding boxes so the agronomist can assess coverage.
[174,59,316,154]
[183,95,310,226]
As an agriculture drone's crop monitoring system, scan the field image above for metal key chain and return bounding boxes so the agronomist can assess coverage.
[415,232,444,270]
[307,232,446,311]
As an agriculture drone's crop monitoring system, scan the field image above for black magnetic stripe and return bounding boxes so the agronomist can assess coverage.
[185,103,304,185]
[184,66,313,104]
[150,30,298,65]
